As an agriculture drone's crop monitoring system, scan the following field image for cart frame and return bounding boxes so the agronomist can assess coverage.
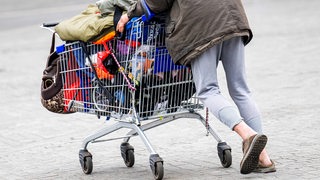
[41,15,232,180]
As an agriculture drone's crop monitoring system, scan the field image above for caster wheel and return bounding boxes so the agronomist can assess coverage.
[120,142,135,167]
[217,142,232,168]
[79,150,93,174]
[152,161,164,180]
[221,149,232,168]
[124,149,135,167]
[82,156,93,174]
[149,154,164,180]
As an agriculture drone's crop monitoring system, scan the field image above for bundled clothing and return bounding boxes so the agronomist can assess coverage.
[55,0,137,42]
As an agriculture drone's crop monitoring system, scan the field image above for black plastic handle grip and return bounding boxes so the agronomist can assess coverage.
[42,22,59,27]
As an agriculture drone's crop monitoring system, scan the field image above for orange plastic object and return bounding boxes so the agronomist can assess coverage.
[144,58,154,73]
[96,50,114,80]
[94,31,116,44]
[95,66,114,80]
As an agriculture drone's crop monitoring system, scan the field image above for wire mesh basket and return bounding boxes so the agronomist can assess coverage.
[58,20,202,120]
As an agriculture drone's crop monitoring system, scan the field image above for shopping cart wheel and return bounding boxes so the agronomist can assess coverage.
[150,154,164,180]
[217,142,232,168]
[79,149,93,174]
[120,142,135,167]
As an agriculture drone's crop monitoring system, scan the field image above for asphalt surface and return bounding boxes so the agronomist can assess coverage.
[1,0,320,179]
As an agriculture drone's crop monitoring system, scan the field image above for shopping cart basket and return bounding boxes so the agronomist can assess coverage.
[41,16,232,180]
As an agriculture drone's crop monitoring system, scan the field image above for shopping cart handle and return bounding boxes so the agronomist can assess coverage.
[141,0,155,22]
[42,22,59,27]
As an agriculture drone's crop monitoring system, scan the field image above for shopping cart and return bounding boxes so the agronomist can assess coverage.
[41,14,232,180]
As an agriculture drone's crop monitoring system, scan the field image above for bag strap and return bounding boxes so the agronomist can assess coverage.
[50,32,56,54]
[45,32,59,68]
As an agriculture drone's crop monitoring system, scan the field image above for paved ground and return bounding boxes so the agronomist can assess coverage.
[1,0,320,179]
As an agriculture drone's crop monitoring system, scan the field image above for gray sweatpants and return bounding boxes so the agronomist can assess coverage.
[191,36,262,133]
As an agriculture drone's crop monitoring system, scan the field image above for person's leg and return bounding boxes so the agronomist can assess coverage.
[220,36,263,133]
[191,40,271,174]
[220,36,272,167]
[191,42,243,130]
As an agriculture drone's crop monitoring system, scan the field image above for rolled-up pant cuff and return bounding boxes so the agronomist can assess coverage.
[218,106,243,130]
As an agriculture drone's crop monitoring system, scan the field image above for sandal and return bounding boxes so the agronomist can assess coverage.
[253,160,276,173]
[240,134,268,174]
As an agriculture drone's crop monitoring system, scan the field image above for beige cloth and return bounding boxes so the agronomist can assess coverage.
[55,4,114,42]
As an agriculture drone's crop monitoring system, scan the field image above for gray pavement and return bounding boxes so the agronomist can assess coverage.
[1,0,320,179]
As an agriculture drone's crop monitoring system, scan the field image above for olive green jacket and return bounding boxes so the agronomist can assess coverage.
[96,0,137,16]
[128,0,252,65]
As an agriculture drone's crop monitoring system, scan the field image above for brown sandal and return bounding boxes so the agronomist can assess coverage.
[240,134,268,174]
[253,160,276,173]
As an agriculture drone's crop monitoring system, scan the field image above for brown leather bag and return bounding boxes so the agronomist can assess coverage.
[40,33,74,114]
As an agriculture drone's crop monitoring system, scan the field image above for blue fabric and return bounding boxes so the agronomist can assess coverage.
[153,48,185,74]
